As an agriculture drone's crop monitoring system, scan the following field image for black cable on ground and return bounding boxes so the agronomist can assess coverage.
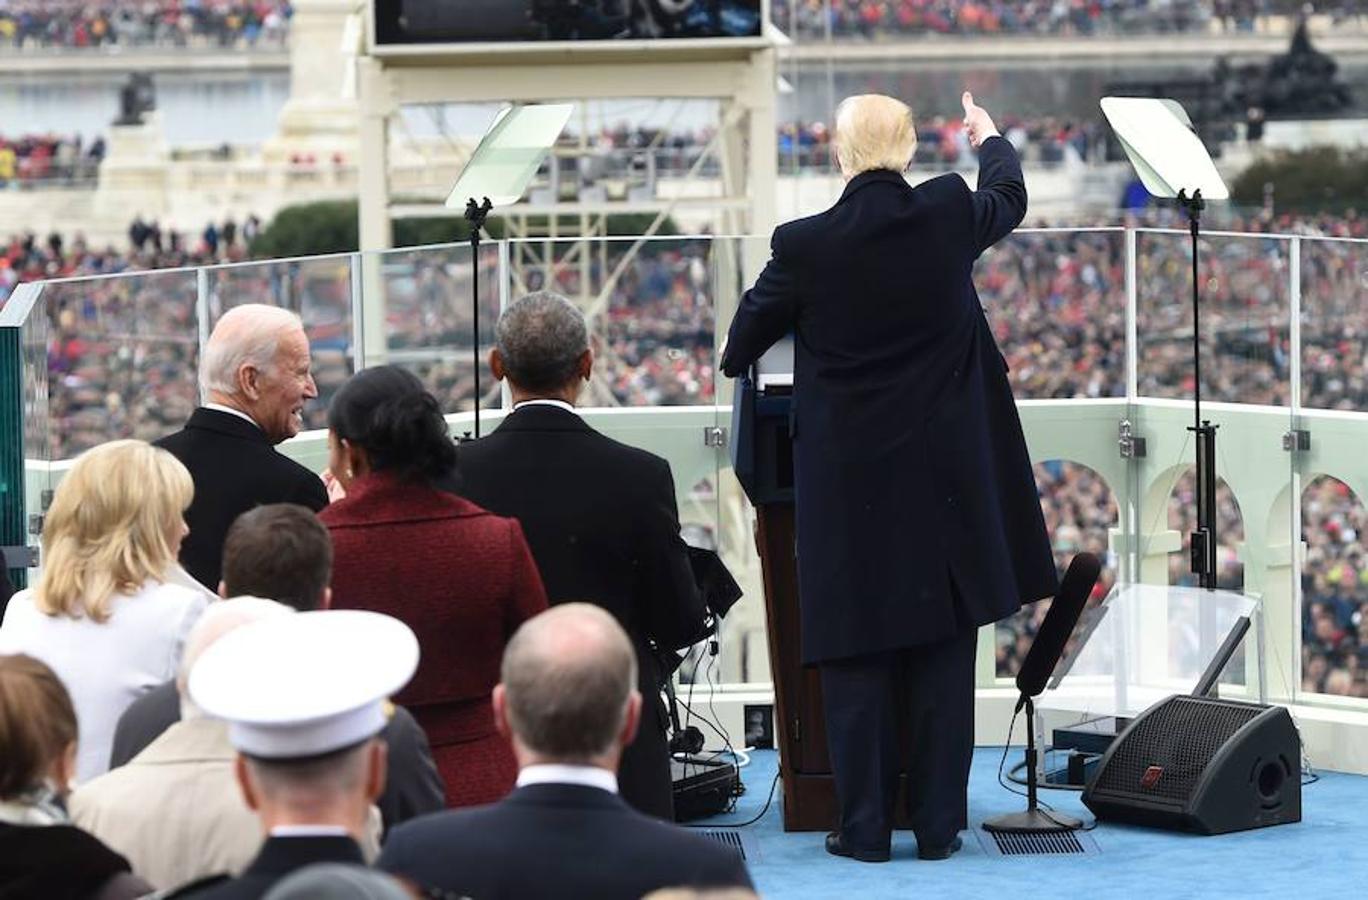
[685,770,781,830]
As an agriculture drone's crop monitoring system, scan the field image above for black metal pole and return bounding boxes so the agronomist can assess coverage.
[1188,190,1202,434]
[1181,189,1218,590]
[1024,697,1039,812]
[464,197,492,440]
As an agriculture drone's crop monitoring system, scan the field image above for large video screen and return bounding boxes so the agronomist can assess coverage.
[375,1,764,44]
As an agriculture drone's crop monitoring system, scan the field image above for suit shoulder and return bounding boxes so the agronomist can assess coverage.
[593,431,671,473]
[383,805,495,849]
[916,171,972,199]
[773,211,825,251]
[153,427,188,452]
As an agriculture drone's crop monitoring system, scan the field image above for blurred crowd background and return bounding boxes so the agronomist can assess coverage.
[0,0,292,49]
[771,0,1368,39]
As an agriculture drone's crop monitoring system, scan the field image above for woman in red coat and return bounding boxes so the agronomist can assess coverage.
[320,365,548,808]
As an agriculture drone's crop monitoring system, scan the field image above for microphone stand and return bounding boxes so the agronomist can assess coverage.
[464,197,493,441]
[983,695,1081,833]
[1178,189,1218,591]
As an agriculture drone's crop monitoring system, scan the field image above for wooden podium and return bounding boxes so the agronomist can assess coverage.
[736,379,918,832]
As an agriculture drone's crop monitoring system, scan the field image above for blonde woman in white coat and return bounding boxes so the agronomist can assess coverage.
[0,440,211,783]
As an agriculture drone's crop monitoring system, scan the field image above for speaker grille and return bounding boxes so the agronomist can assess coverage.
[1092,697,1263,802]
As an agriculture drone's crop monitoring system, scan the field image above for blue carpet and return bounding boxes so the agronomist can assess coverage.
[693,749,1368,899]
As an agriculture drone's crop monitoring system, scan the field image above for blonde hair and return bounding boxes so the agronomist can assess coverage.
[34,440,194,623]
[834,94,918,178]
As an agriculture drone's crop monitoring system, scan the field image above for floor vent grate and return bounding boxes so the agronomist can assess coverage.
[981,829,1099,857]
[698,830,747,860]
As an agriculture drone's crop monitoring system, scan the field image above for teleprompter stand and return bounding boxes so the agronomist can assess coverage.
[445,103,573,438]
[1102,97,1230,590]
[1178,187,1219,589]
[463,196,493,440]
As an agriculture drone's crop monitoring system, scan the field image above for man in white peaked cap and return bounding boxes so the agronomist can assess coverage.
[169,609,419,899]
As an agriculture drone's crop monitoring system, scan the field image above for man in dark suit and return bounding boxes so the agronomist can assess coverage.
[107,504,445,834]
[156,303,328,590]
[379,604,753,898]
[456,291,711,821]
[720,93,1058,862]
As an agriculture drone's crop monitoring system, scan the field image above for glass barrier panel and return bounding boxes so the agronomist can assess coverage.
[1296,236,1368,704]
[588,408,727,691]
[363,243,499,422]
[980,228,1127,401]
[505,236,718,409]
[204,255,357,433]
[709,235,772,689]
[41,269,201,460]
[1136,229,1292,406]
[1298,472,1368,702]
[997,459,1121,678]
[1,286,51,591]
[1129,232,1295,696]
[1300,237,1368,413]
[976,228,1127,678]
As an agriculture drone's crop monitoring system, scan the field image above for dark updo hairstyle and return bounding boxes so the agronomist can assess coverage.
[328,366,457,484]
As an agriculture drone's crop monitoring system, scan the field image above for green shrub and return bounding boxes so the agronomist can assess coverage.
[249,201,678,259]
[1231,147,1368,215]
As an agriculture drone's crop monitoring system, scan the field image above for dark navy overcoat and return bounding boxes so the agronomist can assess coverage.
[720,136,1058,665]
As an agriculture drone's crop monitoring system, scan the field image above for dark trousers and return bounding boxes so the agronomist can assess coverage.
[819,626,978,852]
[619,700,674,820]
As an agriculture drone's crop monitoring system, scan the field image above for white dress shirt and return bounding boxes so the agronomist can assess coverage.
[512,399,577,415]
[269,825,353,838]
[0,579,210,783]
[203,402,262,431]
[516,764,619,795]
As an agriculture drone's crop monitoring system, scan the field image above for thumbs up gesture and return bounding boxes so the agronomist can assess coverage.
[961,91,1000,150]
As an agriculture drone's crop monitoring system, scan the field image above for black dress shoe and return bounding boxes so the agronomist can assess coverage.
[825,832,891,863]
[917,835,964,861]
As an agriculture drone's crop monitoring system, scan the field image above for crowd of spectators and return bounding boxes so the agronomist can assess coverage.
[573,117,1106,180]
[771,0,1367,40]
[0,134,105,186]
[778,115,1105,168]
[0,0,291,50]
[1302,476,1368,698]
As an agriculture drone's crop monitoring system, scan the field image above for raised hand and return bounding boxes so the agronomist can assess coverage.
[961,91,1000,150]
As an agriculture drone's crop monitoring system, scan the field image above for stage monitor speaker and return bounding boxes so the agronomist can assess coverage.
[1082,695,1301,835]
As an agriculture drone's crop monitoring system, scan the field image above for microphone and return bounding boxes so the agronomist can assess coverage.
[1014,552,1102,708]
[983,551,1102,835]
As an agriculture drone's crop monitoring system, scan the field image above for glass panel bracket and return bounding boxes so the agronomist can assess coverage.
[1118,419,1147,459]
[1282,429,1311,453]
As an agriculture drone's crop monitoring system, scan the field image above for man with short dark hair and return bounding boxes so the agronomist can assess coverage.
[218,504,334,611]
[106,505,445,834]
[456,291,710,820]
[378,604,753,899]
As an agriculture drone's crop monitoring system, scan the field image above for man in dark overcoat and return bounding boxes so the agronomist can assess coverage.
[720,92,1058,862]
